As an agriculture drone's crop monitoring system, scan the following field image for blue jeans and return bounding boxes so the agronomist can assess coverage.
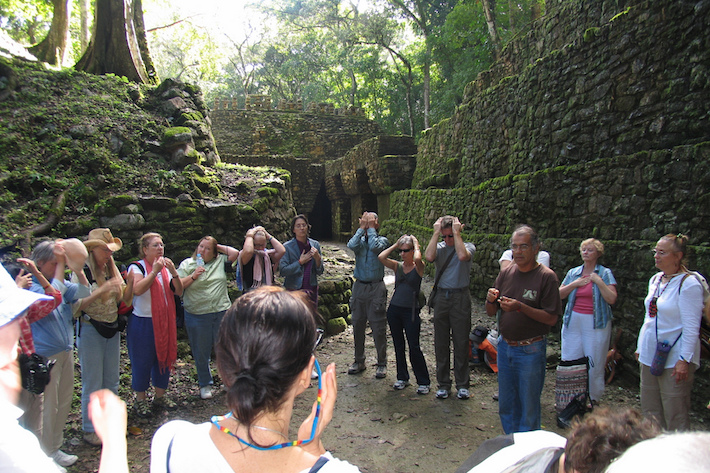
[387,304,430,386]
[497,336,547,434]
[184,310,225,387]
[77,322,120,433]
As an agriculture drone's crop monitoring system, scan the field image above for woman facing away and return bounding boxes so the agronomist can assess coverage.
[377,234,431,394]
[558,238,617,402]
[177,236,239,400]
[636,233,702,430]
[150,286,360,473]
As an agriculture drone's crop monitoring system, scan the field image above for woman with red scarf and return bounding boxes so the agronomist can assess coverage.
[127,233,183,418]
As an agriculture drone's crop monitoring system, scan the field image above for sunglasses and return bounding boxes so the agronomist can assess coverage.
[400,248,413,253]
[211,358,323,450]
[442,234,454,239]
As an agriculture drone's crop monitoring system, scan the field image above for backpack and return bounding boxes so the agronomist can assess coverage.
[129,261,184,328]
[679,271,710,359]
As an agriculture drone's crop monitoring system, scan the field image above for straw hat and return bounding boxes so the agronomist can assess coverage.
[83,228,123,252]
[0,263,53,329]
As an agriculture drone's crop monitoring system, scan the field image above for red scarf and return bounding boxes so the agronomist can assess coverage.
[143,259,177,372]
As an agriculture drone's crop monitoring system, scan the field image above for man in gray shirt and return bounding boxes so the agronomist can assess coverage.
[425,215,476,400]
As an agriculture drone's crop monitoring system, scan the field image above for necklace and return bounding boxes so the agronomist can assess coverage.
[211,412,300,451]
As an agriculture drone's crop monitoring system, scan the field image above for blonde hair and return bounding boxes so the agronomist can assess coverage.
[580,238,604,256]
[138,232,162,259]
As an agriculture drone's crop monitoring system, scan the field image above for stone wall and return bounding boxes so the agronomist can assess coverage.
[384,0,710,383]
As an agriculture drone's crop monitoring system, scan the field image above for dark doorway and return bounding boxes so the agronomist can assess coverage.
[309,182,332,240]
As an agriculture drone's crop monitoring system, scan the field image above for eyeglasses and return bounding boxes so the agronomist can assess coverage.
[652,249,670,256]
[211,358,323,450]
[400,248,413,253]
[510,244,530,251]
[649,298,658,318]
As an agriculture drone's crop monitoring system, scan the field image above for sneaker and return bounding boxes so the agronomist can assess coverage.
[492,390,499,401]
[393,380,409,390]
[457,388,470,400]
[134,399,152,418]
[200,386,213,400]
[52,460,67,473]
[435,389,450,399]
[347,362,366,374]
[83,431,102,446]
[154,395,178,411]
[50,450,78,467]
[375,365,387,379]
[416,385,430,395]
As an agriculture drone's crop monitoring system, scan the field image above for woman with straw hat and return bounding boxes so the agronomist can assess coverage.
[73,228,134,446]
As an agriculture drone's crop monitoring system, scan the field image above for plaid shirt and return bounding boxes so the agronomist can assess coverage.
[19,291,61,355]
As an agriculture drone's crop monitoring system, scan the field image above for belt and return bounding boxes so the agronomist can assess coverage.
[439,287,467,293]
[503,335,546,347]
[356,279,380,284]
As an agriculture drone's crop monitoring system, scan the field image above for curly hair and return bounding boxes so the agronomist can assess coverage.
[564,408,660,473]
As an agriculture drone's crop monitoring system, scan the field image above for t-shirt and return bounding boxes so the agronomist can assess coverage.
[150,420,361,473]
[495,264,562,341]
[129,260,174,318]
[177,254,231,315]
[435,242,476,289]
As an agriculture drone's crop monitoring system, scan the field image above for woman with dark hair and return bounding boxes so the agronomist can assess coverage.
[177,236,239,400]
[279,214,324,307]
[636,233,702,430]
[150,287,359,473]
[378,234,430,394]
[127,232,183,418]
[558,238,617,403]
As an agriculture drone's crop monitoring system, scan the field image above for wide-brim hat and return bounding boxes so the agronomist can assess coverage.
[58,238,89,273]
[0,263,53,329]
[84,228,123,253]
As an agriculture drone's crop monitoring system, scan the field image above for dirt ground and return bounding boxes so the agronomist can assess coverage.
[62,243,709,473]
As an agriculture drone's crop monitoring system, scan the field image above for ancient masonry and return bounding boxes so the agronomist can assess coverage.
[210,96,416,240]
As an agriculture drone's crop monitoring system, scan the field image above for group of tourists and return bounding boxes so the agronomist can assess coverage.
[0,211,706,473]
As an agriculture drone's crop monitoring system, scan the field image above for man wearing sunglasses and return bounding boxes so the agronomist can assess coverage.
[485,225,561,434]
[425,215,476,400]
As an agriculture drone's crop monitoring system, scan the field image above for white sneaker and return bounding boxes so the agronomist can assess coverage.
[393,380,410,390]
[51,449,78,467]
[200,386,213,399]
[52,460,67,473]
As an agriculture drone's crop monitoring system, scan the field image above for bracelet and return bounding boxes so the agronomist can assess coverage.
[191,275,196,281]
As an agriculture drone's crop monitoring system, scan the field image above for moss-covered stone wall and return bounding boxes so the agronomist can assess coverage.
[384,0,710,382]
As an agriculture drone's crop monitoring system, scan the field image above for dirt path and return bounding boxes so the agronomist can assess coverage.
[63,242,707,473]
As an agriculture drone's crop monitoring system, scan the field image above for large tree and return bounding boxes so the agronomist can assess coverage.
[75,0,158,84]
[27,0,71,65]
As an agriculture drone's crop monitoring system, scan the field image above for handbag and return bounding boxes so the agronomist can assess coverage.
[85,312,127,339]
[557,392,589,429]
[555,356,591,420]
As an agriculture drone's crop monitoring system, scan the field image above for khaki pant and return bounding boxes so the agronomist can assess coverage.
[18,389,43,439]
[41,350,74,454]
[640,362,696,431]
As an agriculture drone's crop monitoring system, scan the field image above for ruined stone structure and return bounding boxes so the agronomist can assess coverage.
[210,98,416,239]
[382,0,710,403]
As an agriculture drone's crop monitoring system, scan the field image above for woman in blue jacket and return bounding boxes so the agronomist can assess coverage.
[279,214,324,308]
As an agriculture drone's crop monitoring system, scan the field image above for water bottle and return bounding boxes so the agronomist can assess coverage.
[650,339,672,376]
[196,253,204,268]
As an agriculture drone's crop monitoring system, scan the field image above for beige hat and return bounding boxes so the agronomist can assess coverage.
[58,238,89,273]
[84,228,123,252]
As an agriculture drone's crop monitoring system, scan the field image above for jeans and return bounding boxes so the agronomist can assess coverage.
[433,289,471,390]
[127,314,170,391]
[497,336,547,434]
[387,304,430,385]
[350,281,388,366]
[77,322,120,433]
[184,310,225,387]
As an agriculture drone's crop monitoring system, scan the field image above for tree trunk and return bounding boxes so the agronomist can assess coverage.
[349,69,357,107]
[80,0,91,52]
[28,0,71,65]
[481,0,501,60]
[423,42,431,129]
[75,0,159,85]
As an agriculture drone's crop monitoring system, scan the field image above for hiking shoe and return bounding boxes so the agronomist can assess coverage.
[83,431,102,446]
[347,362,366,374]
[134,399,152,418]
[154,395,178,411]
[416,385,430,395]
[435,389,450,399]
[457,388,470,400]
[200,386,213,400]
[393,380,409,390]
[50,450,78,467]
[375,365,387,379]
